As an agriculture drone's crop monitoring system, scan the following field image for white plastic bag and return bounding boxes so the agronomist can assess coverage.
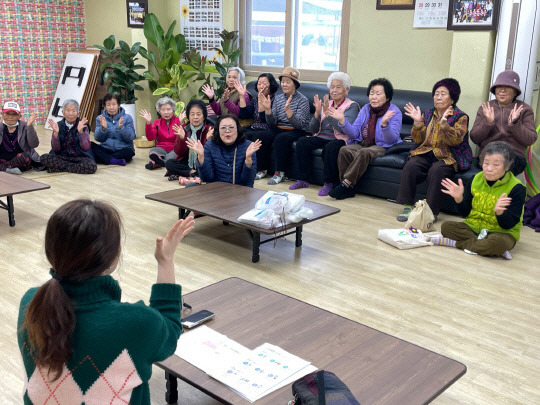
[378,228,433,250]
[237,208,281,229]
[255,191,305,214]
[286,207,314,223]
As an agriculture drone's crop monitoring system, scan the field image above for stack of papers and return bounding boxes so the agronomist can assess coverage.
[175,326,317,402]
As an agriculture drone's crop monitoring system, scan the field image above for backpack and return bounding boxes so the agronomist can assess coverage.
[290,370,360,405]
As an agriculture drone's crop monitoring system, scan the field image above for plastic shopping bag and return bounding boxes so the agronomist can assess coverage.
[378,228,433,250]
[237,208,281,229]
[255,191,305,214]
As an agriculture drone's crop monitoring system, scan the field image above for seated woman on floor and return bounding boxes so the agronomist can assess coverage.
[18,199,194,404]
[201,67,251,119]
[262,67,311,185]
[140,96,180,170]
[328,77,402,199]
[435,141,526,260]
[91,93,135,166]
[287,72,360,195]
[165,99,214,183]
[236,73,280,180]
[186,114,261,187]
[0,101,41,174]
[41,99,97,174]
[470,70,537,175]
[395,78,469,222]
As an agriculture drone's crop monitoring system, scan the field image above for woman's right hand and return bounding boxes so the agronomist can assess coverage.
[98,115,107,130]
[201,84,215,99]
[260,93,272,112]
[139,109,152,124]
[48,118,59,135]
[173,124,186,140]
[404,102,422,126]
[441,178,464,203]
[186,137,205,156]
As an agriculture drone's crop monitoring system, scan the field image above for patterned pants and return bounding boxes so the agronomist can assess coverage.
[0,152,32,171]
[41,154,97,174]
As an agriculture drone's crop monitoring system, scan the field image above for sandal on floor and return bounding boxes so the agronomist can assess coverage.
[168,174,180,181]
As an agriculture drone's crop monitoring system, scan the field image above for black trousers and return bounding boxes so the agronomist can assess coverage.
[165,159,197,177]
[295,136,345,184]
[272,128,307,172]
[396,151,455,215]
[91,142,135,164]
[245,127,276,172]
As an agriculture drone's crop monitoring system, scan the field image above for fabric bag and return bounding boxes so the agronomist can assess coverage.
[404,199,435,232]
[378,228,433,249]
[449,133,473,171]
[289,370,360,405]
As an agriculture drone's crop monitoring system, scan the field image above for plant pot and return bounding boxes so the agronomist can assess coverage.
[121,103,137,135]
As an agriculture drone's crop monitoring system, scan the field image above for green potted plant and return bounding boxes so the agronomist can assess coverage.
[95,35,145,132]
[208,30,242,99]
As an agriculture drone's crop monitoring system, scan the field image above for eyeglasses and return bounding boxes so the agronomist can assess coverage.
[219,126,236,132]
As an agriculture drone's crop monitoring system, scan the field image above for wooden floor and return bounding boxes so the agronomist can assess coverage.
[1,126,539,404]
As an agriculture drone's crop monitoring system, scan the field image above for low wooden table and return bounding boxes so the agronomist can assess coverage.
[156,278,466,404]
[0,172,50,227]
[145,182,340,262]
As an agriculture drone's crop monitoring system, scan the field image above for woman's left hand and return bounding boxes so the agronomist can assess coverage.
[440,107,453,123]
[508,104,523,125]
[186,137,204,156]
[246,139,262,158]
[494,193,512,215]
[207,126,214,140]
[27,113,37,126]
[381,110,396,127]
[77,118,88,133]
[118,116,124,129]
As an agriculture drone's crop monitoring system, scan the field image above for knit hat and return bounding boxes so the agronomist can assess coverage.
[432,78,461,105]
[279,66,301,88]
[490,70,521,97]
[2,101,21,114]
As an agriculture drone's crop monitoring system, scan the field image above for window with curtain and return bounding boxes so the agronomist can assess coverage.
[239,0,350,80]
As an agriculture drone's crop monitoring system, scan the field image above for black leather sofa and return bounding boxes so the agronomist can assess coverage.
[244,80,480,215]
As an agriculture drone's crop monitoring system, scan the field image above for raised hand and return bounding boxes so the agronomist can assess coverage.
[441,106,453,123]
[186,137,204,156]
[481,102,495,123]
[98,115,107,130]
[313,94,322,117]
[441,178,464,203]
[48,118,59,135]
[381,109,396,127]
[77,118,88,133]
[178,110,187,122]
[327,106,345,125]
[207,126,214,140]
[222,88,230,102]
[233,80,246,97]
[173,123,186,140]
[118,116,124,129]
[27,113,38,126]
[284,95,293,111]
[259,93,271,112]
[494,193,512,216]
[139,109,152,124]
[404,102,422,125]
[322,94,330,116]
[201,84,215,99]
[508,104,523,124]
[246,139,262,158]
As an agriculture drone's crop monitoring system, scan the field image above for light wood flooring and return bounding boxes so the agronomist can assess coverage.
[1,126,539,404]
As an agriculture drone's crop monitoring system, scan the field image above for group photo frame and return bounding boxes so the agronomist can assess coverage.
[126,1,148,28]
[447,0,500,30]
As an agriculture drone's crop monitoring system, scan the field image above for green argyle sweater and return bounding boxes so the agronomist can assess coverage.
[17,275,182,405]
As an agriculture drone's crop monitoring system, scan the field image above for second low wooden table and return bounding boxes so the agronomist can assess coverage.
[145,182,340,262]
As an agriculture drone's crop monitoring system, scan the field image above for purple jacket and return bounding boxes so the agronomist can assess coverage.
[339,103,402,147]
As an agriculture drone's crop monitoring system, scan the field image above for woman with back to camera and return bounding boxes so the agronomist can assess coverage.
[17,199,194,404]
[186,114,261,187]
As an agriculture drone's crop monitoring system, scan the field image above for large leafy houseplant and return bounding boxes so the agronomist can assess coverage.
[209,30,242,99]
[95,35,145,104]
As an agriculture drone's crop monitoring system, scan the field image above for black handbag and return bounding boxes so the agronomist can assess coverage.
[289,370,360,405]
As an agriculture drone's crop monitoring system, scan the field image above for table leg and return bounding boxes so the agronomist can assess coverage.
[295,225,303,247]
[179,208,185,219]
[165,371,178,404]
[7,195,15,227]
[252,231,260,263]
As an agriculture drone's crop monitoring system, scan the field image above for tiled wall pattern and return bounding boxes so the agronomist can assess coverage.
[0,1,86,124]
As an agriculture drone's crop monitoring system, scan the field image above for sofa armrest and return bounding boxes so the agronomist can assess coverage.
[385,142,416,155]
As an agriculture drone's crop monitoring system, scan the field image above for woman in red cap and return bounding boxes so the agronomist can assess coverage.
[470,70,537,175]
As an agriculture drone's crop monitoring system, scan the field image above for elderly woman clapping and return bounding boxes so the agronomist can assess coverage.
[202,67,251,117]
[288,72,360,196]
[433,141,526,260]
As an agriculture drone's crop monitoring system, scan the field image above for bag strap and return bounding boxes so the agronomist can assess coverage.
[316,370,326,405]
[232,147,237,184]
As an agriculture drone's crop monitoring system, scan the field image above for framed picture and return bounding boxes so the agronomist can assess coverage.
[376,0,415,10]
[126,1,148,28]
[447,0,500,30]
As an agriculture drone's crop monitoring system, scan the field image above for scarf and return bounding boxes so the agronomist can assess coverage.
[188,123,203,170]
[364,100,390,146]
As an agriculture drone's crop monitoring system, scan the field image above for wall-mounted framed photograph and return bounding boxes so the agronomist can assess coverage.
[447,0,500,30]
[376,0,415,10]
[126,1,148,28]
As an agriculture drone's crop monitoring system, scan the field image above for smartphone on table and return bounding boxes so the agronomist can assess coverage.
[181,310,215,329]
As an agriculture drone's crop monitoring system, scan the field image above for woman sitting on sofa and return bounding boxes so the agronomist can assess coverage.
[328,77,402,200]
[287,72,360,196]
[186,114,261,187]
[395,78,469,222]
[165,99,213,183]
[434,141,525,260]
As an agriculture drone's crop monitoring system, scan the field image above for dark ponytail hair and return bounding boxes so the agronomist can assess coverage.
[23,199,122,380]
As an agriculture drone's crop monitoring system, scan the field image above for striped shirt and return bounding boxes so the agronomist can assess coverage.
[266,91,310,132]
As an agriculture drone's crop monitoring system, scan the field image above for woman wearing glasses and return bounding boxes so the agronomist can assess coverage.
[186,114,261,187]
